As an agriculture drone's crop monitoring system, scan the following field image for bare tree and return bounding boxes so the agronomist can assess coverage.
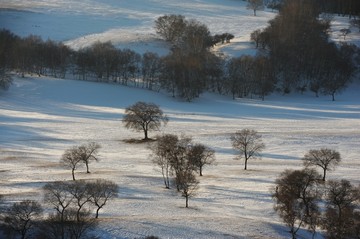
[177,168,199,208]
[230,129,265,170]
[42,181,99,239]
[3,200,43,239]
[150,134,179,189]
[154,15,186,43]
[302,148,341,181]
[78,142,101,174]
[188,143,216,176]
[0,68,13,91]
[322,179,360,239]
[60,146,83,180]
[88,179,119,219]
[123,101,168,140]
[43,181,74,227]
[64,209,97,239]
[67,181,93,222]
[272,169,322,239]
[247,0,264,16]
[250,29,262,48]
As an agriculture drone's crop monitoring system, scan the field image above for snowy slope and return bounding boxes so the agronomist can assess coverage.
[1,76,359,238]
[1,0,360,238]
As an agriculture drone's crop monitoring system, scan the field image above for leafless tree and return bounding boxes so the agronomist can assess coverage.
[150,134,179,189]
[250,29,262,48]
[123,101,168,140]
[230,129,265,170]
[154,15,186,43]
[78,142,101,174]
[42,181,100,239]
[60,146,83,180]
[3,200,43,239]
[188,143,215,176]
[272,168,322,239]
[67,180,93,222]
[0,67,13,90]
[302,148,341,181]
[64,209,97,239]
[177,168,199,208]
[0,68,13,91]
[39,208,96,239]
[322,179,360,239]
[247,0,264,16]
[43,181,74,237]
[87,179,119,218]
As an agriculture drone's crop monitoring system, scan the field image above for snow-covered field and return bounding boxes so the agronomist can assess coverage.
[1,0,360,238]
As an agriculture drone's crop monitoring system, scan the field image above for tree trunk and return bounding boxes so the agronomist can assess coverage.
[86,162,90,173]
[185,195,189,208]
[72,168,76,180]
[199,166,203,176]
[144,129,148,140]
[95,207,101,219]
[244,158,248,170]
[322,168,326,181]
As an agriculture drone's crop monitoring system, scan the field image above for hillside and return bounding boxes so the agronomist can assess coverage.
[1,75,359,238]
[1,0,360,238]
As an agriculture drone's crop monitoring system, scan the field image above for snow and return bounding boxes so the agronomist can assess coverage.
[1,0,360,238]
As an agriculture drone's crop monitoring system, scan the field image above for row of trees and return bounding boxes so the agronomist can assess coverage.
[0,179,118,239]
[1,6,358,100]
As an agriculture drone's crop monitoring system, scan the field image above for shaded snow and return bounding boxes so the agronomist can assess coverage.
[0,76,359,238]
[1,0,360,238]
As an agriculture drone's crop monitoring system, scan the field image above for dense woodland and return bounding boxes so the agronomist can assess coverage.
[0,0,359,101]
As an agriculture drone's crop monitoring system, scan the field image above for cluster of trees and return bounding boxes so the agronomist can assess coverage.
[265,0,360,17]
[121,101,216,207]
[251,0,358,100]
[150,134,215,207]
[273,148,360,239]
[0,141,119,239]
[60,142,101,180]
[0,179,118,239]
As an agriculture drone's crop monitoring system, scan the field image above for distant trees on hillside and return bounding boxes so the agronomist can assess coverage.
[247,0,264,16]
[0,3,358,100]
[0,68,13,91]
[251,0,356,98]
[266,0,360,17]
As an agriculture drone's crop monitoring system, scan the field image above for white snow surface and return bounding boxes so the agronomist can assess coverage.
[1,0,360,239]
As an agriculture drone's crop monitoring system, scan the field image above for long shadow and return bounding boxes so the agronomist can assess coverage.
[263,153,299,161]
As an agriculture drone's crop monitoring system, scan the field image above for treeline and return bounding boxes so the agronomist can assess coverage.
[1,1,359,100]
[266,0,360,17]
